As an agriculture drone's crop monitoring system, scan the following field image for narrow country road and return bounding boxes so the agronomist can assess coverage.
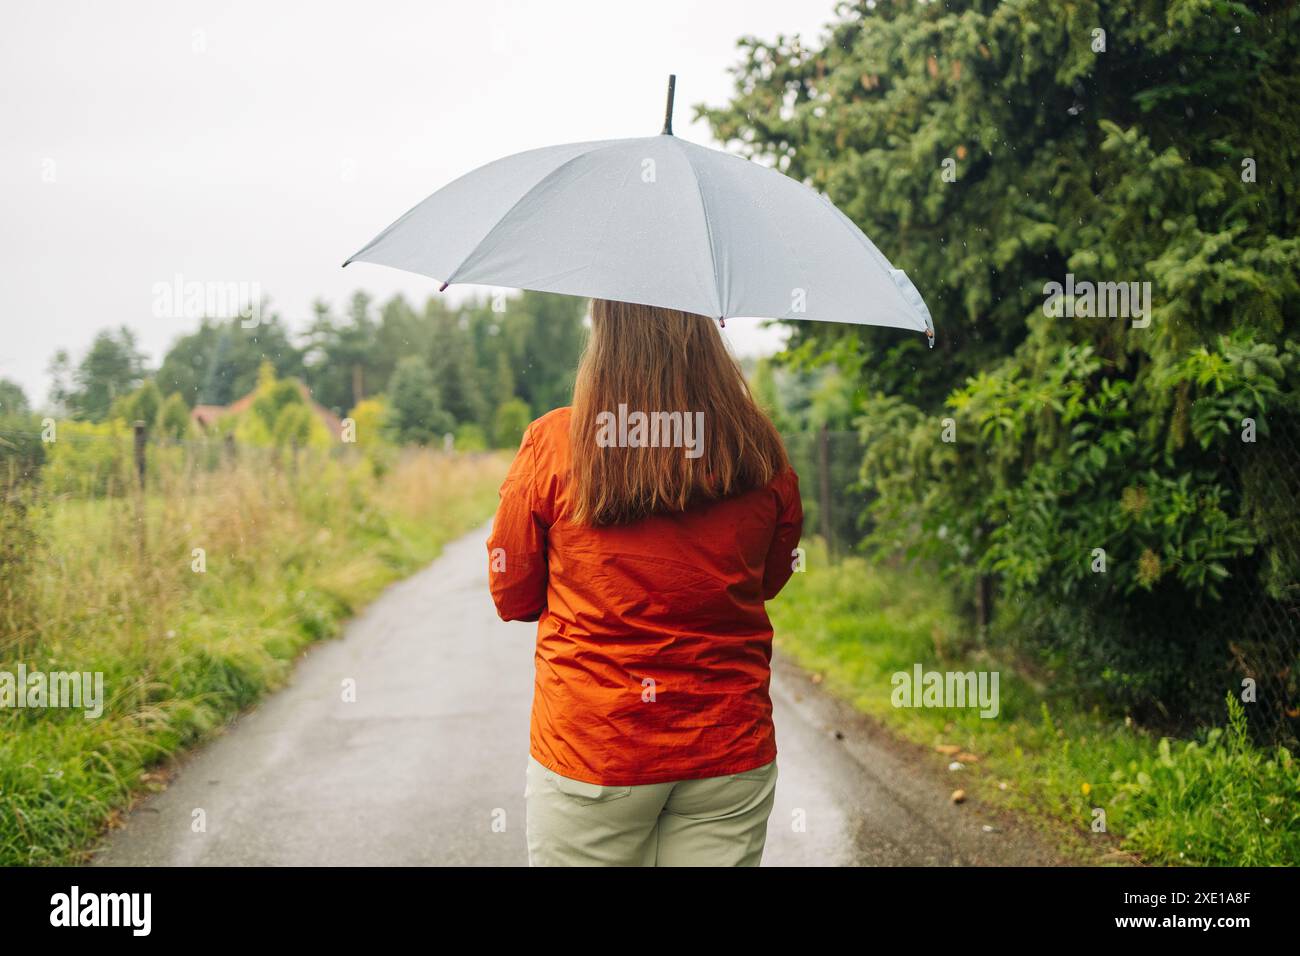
[93,522,1065,866]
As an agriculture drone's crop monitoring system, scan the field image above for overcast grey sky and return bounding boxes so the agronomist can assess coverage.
[0,0,841,408]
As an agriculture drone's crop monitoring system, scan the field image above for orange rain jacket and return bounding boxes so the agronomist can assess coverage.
[486,407,804,786]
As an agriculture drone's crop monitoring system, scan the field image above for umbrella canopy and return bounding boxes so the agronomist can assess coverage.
[345,76,935,346]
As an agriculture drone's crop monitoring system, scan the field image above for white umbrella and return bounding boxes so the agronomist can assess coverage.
[345,76,935,346]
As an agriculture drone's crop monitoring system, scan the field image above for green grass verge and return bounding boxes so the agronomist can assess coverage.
[0,450,506,865]
[768,543,1300,866]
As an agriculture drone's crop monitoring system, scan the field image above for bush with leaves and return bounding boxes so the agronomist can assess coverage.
[157,392,192,441]
[454,422,488,452]
[386,356,454,446]
[705,0,1300,741]
[492,398,531,450]
[40,421,133,496]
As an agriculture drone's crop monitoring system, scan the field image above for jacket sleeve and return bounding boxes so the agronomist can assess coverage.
[485,423,549,622]
[762,467,804,601]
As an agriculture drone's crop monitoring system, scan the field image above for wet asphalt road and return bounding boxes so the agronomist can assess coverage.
[93,522,1062,866]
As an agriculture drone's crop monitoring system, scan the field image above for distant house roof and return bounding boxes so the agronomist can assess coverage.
[191,404,227,429]
[189,381,344,439]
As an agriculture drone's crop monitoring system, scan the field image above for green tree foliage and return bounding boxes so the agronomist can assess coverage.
[157,392,192,441]
[346,396,388,448]
[373,295,434,393]
[272,403,314,449]
[155,314,303,407]
[454,422,488,452]
[387,355,453,446]
[112,380,193,443]
[705,0,1300,737]
[114,379,162,428]
[252,377,307,432]
[302,293,383,415]
[425,298,487,427]
[750,359,783,426]
[43,291,586,457]
[492,398,532,450]
[59,327,148,421]
[39,421,133,496]
[223,363,330,449]
[502,291,587,415]
[492,349,517,413]
[1,386,50,487]
[0,412,45,488]
[0,379,29,416]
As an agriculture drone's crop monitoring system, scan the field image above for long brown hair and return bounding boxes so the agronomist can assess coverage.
[569,298,788,526]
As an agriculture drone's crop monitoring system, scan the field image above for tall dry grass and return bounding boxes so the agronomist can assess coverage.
[0,446,507,864]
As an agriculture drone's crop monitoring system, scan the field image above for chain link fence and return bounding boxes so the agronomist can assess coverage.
[781,425,1300,748]
[1210,415,1300,747]
[780,428,867,562]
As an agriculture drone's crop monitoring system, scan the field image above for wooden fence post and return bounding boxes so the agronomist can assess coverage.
[133,420,147,489]
[132,419,147,557]
[818,424,834,559]
[974,573,991,644]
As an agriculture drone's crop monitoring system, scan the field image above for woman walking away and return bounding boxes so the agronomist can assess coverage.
[486,297,803,867]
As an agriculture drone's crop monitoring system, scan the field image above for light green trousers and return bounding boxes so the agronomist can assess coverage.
[524,755,778,866]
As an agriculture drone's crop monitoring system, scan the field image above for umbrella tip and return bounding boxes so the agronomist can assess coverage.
[661,74,676,135]
[438,281,449,292]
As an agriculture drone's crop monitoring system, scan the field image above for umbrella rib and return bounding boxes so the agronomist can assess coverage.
[342,139,614,268]
[672,140,724,319]
[819,194,931,336]
[442,141,630,290]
